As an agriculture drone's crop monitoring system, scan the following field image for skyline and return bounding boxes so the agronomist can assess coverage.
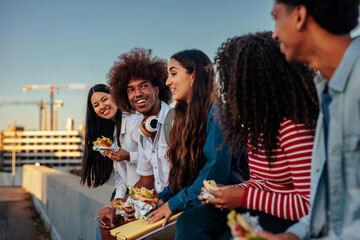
[1,1,359,131]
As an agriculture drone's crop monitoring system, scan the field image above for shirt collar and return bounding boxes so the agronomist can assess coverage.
[157,101,171,125]
[120,112,129,134]
[329,36,360,92]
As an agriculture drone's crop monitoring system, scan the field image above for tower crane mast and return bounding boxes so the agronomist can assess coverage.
[22,84,93,131]
[0,100,63,130]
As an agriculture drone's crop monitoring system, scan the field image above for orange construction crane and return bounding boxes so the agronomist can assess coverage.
[23,84,93,130]
[0,100,63,131]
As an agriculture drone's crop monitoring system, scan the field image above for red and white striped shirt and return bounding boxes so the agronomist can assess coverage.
[237,119,314,221]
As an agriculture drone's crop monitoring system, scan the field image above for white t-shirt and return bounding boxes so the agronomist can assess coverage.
[136,101,172,193]
[113,112,142,199]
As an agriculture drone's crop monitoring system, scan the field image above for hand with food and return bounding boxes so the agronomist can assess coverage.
[129,186,160,208]
[227,210,263,240]
[93,135,113,148]
[198,179,220,201]
[99,208,118,229]
[104,147,130,162]
[198,182,244,210]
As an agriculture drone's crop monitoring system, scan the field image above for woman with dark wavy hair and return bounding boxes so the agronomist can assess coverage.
[145,49,248,239]
[201,32,319,234]
[80,84,142,240]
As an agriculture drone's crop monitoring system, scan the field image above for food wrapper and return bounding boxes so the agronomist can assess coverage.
[92,141,119,157]
[199,191,216,200]
[200,179,218,200]
[115,196,155,220]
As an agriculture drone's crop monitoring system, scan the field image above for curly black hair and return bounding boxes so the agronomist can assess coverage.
[216,32,319,162]
[107,48,172,111]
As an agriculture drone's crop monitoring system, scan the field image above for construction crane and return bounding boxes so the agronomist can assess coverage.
[23,84,93,131]
[0,100,64,130]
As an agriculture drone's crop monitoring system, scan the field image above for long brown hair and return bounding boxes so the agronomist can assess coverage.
[167,49,215,193]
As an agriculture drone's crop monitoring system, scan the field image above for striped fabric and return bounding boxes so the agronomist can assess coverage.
[237,119,314,221]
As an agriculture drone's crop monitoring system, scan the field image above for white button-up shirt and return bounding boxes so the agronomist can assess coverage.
[136,101,172,193]
[114,112,142,199]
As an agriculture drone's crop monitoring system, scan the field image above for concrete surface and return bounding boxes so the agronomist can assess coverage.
[0,186,38,240]
[23,164,114,240]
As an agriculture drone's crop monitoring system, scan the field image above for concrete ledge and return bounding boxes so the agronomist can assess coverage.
[22,164,114,240]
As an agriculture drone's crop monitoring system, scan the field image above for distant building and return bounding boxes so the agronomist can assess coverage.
[0,126,84,172]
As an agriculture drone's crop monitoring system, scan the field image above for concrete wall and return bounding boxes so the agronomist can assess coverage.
[22,164,114,240]
[0,167,23,186]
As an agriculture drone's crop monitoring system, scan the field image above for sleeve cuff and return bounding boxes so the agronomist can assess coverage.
[157,186,173,202]
[167,196,182,214]
[129,152,138,165]
[115,186,127,199]
[241,186,249,208]
[286,221,309,240]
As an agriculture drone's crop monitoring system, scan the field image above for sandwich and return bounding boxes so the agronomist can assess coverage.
[203,180,219,191]
[200,180,219,200]
[92,136,113,148]
[129,187,159,208]
[227,210,263,240]
[113,200,133,212]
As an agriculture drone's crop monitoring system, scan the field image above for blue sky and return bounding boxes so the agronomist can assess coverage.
[0,0,275,131]
[0,1,358,131]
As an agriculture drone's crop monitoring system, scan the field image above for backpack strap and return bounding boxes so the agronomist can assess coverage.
[139,108,174,148]
[140,134,144,148]
[163,108,174,145]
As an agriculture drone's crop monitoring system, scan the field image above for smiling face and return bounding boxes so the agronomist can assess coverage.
[166,58,194,104]
[126,78,161,117]
[91,92,117,120]
[272,1,306,62]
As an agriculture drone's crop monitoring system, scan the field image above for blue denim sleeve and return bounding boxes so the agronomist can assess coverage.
[286,214,310,240]
[157,185,173,202]
[167,107,235,214]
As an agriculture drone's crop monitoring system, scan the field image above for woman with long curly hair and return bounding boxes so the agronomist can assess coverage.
[145,49,248,239]
[200,32,319,235]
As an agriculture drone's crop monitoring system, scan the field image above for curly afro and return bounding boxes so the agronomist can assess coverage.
[107,48,172,111]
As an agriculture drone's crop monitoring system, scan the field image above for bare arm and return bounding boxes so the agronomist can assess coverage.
[133,175,154,190]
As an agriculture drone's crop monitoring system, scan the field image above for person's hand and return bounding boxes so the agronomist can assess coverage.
[105,148,130,162]
[123,207,136,222]
[145,202,173,226]
[109,198,124,209]
[198,185,244,210]
[99,208,118,229]
[258,231,300,240]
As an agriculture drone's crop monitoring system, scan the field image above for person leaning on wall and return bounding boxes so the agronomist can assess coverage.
[199,31,318,238]
[261,0,360,239]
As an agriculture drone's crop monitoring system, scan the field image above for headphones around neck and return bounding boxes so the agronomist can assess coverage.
[139,115,158,137]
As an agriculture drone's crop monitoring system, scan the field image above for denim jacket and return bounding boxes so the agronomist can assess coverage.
[158,106,248,214]
[287,37,360,239]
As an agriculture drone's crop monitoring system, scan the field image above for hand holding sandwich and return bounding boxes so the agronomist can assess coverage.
[104,148,130,162]
[199,185,245,210]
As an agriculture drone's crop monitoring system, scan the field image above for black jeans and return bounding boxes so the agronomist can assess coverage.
[176,206,297,240]
[176,205,229,240]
